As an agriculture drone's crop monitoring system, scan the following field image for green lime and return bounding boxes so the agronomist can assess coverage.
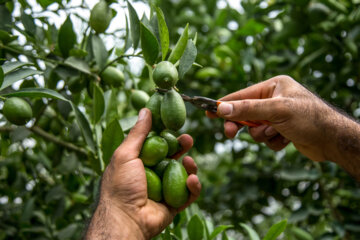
[152,61,178,89]
[145,167,162,202]
[50,119,62,135]
[140,136,168,166]
[145,92,164,132]
[154,159,171,178]
[161,89,186,131]
[147,131,157,138]
[3,97,33,125]
[131,90,150,111]
[163,159,189,208]
[101,66,125,87]
[89,0,113,33]
[160,130,180,157]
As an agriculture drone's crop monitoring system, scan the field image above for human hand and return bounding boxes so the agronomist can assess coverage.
[86,108,201,240]
[207,75,340,162]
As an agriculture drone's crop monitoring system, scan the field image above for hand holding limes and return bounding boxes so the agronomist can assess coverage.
[86,109,200,239]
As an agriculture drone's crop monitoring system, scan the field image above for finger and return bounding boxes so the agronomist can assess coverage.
[206,110,218,119]
[248,125,275,142]
[265,134,290,151]
[177,174,201,212]
[171,134,193,159]
[217,98,285,122]
[219,77,279,101]
[113,108,152,161]
[182,156,197,175]
[224,120,242,139]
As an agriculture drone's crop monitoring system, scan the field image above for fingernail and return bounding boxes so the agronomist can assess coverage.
[138,108,147,121]
[264,126,277,137]
[218,103,233,116]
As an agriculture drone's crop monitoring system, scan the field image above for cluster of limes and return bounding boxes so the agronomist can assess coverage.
[131,61,189,208]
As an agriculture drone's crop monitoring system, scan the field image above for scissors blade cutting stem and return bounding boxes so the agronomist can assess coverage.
[180,94,269,127]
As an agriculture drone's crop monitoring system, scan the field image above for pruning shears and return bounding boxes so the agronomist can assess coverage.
[180,94,271,127]
[157,88,270,127]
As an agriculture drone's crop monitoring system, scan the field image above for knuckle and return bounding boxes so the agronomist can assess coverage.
[276,75,294,83]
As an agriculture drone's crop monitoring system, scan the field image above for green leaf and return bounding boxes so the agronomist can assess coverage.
[168,23,189,64]
[0,4,12,32]
[57,224,78,240]
[2,88,69,101]
[0,66,3,88]
[140,22,159,65]
[21,197,35,223]
[21,11,36,36]
[64,57,92,75]
[127,1,140,49]
[58,16,77,58]
[70,102,96,153]
[91,34,108,70]
[119,115,138,132]
[240,223,260,240]
[93,84,105,124]
[237,19,266,36]
[155,7,169,61]
[291,227,313,240]
[45,185,65,203]
[105,89,119,124]
[102,119,124,165]
[209,225,233,240]
[1,68,42,90]
[187,214,205,240]
[263,220,287,240]
[124,14,132,52]
[179,40,197,79]
[2,61,33,74]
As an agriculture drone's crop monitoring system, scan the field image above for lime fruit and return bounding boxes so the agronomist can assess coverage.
[153,61,178,89]
[140,136,168,166]
[89,0,113,33]
[101,66,125,88]
[3,97,33,125]
[145,167,162,202]
[131,90,150,111]
[161,89,186,131]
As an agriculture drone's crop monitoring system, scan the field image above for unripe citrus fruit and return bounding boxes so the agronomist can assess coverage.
[163,159,189,208]
[140,136,168,166]
[89,1,113,33]
[154,159,171,178]
[145,167,162,202]
[101,66,124,87]
[3,97,32,125]
[160,130,180,157]
[131,90,150,111]
[145,92,164,131]
[153,61,178,89]
[161,89,186,131]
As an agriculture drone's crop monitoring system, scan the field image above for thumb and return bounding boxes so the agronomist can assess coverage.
[113,108,152,161]
[217,98,282,122]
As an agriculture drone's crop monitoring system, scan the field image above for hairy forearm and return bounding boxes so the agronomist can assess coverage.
[85,199,146,240]
[324,110,360,181]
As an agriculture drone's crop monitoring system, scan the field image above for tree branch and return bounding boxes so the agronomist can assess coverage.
[30,126,88,156]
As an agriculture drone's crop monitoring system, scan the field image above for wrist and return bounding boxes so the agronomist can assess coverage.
[86,198,147,240]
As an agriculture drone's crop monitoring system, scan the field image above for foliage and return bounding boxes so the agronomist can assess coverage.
[0,0,360,239]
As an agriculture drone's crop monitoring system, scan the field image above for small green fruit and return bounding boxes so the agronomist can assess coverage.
[161,89,186,131]
[163,159,189,208]
[131,90,150,111]
[101,66,125,87]
[140,136,168,166]
[89,1,113,33]
[160,130,180,157]
[154,159,171,178]
[145,167,162,202]
[145,92,164,131]
[153,61,179,89]
[3,97,33,125]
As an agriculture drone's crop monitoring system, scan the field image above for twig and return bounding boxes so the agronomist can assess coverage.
[30,126,88,156]
[98,53,143,75]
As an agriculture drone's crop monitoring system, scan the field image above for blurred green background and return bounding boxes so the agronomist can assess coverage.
[0,0,360,239]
